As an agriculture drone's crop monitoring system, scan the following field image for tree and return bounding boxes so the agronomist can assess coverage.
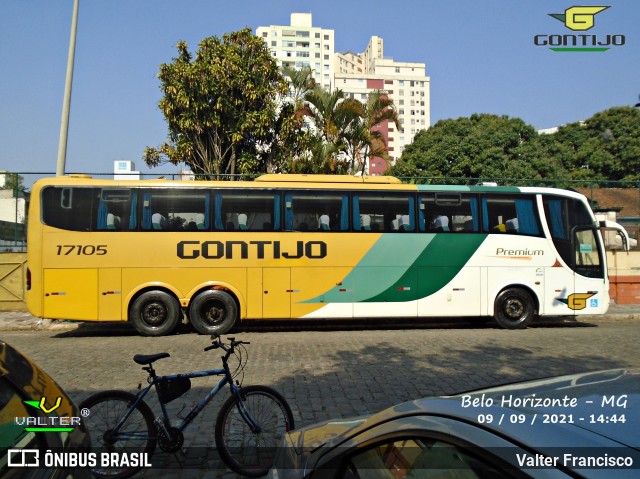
[282,66,316,108]
[143,28,288,179]
[391,114,564,184]
[303,88,363,146]
[342,90,400,174]
[548,106,640,182]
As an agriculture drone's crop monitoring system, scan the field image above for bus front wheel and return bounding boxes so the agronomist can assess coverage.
[494,288,535,330]
[188,290,238,335]
[129,291,181,336]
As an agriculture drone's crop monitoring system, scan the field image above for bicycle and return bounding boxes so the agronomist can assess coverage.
[79,335,295,478]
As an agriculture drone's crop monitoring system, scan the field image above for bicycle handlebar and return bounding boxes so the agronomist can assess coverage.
[204,336,250,352]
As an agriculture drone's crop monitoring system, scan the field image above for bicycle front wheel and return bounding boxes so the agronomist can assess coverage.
[215,385,295,477]
[79,390,157,479]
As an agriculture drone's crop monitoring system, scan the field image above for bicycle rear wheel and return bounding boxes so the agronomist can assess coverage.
[215,385,295,477]
[79,390,157,479]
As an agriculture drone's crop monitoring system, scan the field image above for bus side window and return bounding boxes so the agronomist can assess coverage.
[215,191,277,231]
[355,193,413,232]
[286,193,348,232]
[420,194,479,233]
[481,195,540,236]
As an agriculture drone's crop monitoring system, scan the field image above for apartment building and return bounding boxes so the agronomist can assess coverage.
[336,36,430,174]
[256,13,335,92]
[257,14,430,175]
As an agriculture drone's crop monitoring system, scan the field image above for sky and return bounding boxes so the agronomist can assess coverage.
[1,0,638,186]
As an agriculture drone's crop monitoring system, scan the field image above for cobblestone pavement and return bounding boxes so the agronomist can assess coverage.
[3,319,640,478]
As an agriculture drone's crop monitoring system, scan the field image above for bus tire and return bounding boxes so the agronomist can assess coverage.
[129,291,181,336]
[494,287,535,330]
[188,289,237,335]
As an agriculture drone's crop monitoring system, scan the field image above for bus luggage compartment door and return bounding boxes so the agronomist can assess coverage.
[262,268,291,319]
[98,268,122,321]
[43,268,98,320]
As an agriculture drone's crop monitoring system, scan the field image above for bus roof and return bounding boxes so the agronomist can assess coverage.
[254,174,402,184]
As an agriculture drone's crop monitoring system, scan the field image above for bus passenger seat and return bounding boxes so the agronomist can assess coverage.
[195,213,206,230]
[106,213,121,230]
[401,215,411,231]
[319,215,330,231]
[506,218,519,233]
[431,215,450,232]
[361,214,371,231]
[238,213,248,230]
[391,218,400,231]
[464,219,475,231]
[151,213,166,230]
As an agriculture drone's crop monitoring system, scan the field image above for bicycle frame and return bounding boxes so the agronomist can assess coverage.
[110,359,260,442]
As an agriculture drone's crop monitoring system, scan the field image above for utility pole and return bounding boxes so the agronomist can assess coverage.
[56,0,80,177]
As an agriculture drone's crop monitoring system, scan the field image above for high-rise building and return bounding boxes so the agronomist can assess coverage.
[256,13,335,92]
[335,36,430,174]
[257,14,430,175]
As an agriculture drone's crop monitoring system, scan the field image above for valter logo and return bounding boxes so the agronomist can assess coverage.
[15,395,82,432]
[534,5,625,52]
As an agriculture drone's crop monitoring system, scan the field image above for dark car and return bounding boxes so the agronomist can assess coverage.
[0,339,89,478]
[270,369,640,478]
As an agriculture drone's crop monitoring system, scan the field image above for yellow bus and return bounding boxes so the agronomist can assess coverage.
[26,174,628,336]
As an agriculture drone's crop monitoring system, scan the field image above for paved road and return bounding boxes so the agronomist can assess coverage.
[3,319,640,478]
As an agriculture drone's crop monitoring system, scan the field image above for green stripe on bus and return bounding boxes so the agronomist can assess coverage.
[304,234,487,303]
[364,234,487,302]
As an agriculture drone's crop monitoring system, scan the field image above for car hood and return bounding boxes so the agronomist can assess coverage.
[274,368,640,476]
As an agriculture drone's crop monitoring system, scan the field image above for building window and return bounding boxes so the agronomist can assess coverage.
[324,34,329,40]
[395,67,400,73]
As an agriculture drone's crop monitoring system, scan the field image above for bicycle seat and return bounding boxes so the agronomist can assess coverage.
[133,352,170,365]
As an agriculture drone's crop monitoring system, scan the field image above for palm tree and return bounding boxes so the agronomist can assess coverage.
[303,88,363,146]
[343,90,400,174]
[282,66,316,109]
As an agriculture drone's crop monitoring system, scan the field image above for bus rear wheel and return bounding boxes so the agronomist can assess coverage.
[188,290,237,335]
[494,288,535,330]
[129,291,181,336]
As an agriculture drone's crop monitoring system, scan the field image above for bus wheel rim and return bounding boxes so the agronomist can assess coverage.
[142,301,167,326]
[504,298,524,319]
[203,301,225,326]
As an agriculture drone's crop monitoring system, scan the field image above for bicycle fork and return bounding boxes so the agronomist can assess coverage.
[232,387,262,434]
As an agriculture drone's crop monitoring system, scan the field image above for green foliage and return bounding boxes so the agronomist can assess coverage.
[1,173,26,194]
[549,107,640,182]
[144,28,288,179]
[392,114,554,183]
[392,107,640,185]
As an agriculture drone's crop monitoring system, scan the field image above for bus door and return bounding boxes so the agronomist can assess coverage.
[262,268,291,319]
[571,226,608,314]
[43,268,98,320]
